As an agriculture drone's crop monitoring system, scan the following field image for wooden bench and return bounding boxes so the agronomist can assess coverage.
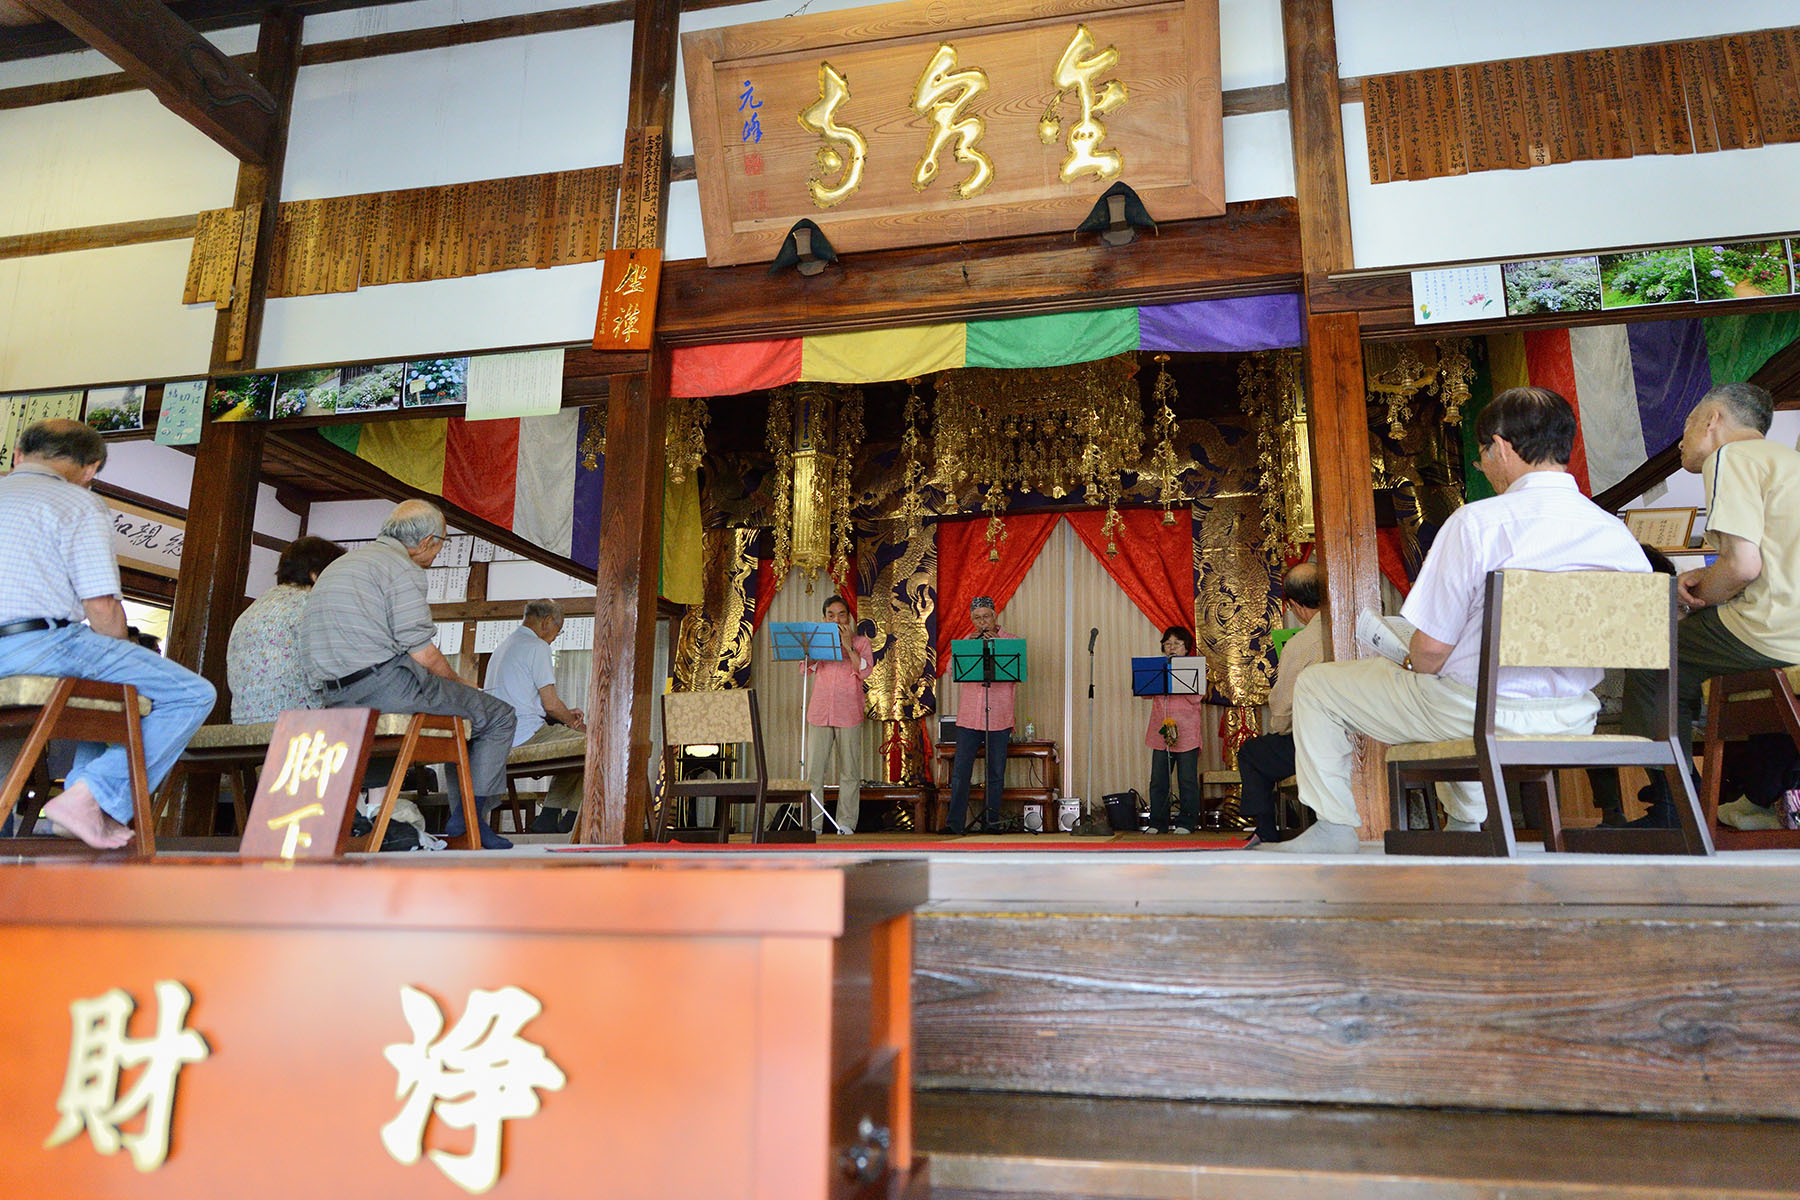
[495,730,587,832]
[0,674,156,855]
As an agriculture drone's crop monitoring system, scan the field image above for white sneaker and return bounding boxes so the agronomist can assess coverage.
[1170,826,1193,835]
[1719,797,1781,831]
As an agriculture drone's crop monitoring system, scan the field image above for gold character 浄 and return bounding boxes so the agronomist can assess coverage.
[911,43,993,199]
[1038,24,1129,184]
[797,62,869,209]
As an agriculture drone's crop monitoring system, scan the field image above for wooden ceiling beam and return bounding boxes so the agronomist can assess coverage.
[27,0,278,162]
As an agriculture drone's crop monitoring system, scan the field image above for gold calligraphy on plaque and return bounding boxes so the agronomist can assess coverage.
[1039,24,1129,184]
[381,985,566,1195]
[911,42,993,199]
[268,731,350,801]
[797,62,869,209]
[45,981,210,1172]
[266,801,326,859]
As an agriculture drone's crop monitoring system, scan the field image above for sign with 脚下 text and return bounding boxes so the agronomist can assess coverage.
[239,708,378,859]
[682,0,1224,266]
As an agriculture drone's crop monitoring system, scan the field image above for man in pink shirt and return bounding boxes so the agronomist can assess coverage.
[806,595,873,834]
[947,596,1017,835]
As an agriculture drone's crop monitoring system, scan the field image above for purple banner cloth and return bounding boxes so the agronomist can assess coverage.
[570,406,605,571]
[1138,293,1303,353]
[1628,319,1711,455]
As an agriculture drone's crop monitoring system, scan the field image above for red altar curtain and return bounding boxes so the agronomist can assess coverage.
[1065,508,1196,638]
[1376,527,1413,597]
[751,558,778,630]
[934,512,1060,676]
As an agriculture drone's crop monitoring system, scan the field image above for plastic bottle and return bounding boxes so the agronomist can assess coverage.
[1024,720,1036,741]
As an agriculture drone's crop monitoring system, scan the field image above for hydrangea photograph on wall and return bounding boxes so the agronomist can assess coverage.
[211,375,274,422]
[1501,256,1602,316]
[338,363,405,413]
[83,385,145,432]
[1691,240,1793,302]
[403,358,469,407]
[1599,248,1699,309]
[274,367,343,418]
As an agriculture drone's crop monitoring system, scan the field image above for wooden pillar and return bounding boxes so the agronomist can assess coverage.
[1284,0,1386,835]
[577,0,678,845]
[160,10,299,836]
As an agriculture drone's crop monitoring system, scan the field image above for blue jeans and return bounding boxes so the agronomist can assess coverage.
[0,625,215,823]
[947,724,1009,832]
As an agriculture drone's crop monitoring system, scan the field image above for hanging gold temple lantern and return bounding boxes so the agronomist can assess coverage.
[767,382,863,590]
[1239,350,1313,556]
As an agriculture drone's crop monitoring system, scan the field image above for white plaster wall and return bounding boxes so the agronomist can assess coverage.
[484,559,596,599]
[1332,1,1800,268]
[0,240,216,392]
[306,497,396,540]
[0,92,239,237]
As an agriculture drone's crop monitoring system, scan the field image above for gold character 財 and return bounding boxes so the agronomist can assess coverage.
[797,61,868,209]
[911,42,992,199]
[1038,24,1129,184]
[44,981,210,1172]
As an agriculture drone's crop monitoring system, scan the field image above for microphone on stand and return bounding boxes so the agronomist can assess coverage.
[1087,627,1099,654]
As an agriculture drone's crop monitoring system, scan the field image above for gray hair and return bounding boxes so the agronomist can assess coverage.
[18,419,106,468]
[523,599,563,624]
[1701,381,1773,435]
[379,499,446,548]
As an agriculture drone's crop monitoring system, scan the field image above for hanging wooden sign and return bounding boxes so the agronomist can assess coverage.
[683,0,1224,267]
[592,248,662,351]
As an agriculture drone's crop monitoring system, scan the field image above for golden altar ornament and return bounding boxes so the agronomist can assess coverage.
[766,382,864,588]
[1238,350,1313,557]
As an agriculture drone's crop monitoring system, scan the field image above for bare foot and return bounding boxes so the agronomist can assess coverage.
[100,812,138,847]
[42,786,133,850]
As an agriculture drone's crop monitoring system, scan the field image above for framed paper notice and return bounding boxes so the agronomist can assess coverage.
[1622,506,1697,553]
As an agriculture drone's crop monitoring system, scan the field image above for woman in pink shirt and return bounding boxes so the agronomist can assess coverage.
[806,595,873,834]
[1143,627,1206,833]
[947,596,1016,835]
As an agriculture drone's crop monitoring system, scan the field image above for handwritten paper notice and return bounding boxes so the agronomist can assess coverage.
[466,349,565,421]
[1411,264,1505,325]
[155,380,207,446]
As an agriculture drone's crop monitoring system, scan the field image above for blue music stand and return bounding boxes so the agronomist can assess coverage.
[768,620,847,835]
[1131,656,1206,696]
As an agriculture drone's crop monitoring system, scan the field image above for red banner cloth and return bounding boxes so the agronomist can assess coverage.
[1064,508,1196,639]
[1376,527,1412,597]
[935,513,1059,676]
[671,339,803,398]
[443,416,519,528]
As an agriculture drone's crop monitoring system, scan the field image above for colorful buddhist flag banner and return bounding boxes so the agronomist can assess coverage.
[669,294,1305,397]
[1476,311,1799,499]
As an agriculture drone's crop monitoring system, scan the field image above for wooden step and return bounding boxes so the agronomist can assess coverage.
[917,1090,1800,1200]
[914,900,1800,1119]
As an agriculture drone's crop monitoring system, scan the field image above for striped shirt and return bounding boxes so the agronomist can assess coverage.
[299,536,434,688]
[0,464,120,624]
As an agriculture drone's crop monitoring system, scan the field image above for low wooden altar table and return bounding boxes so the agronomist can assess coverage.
[0,853,928,1199]
[931,739,1061,831]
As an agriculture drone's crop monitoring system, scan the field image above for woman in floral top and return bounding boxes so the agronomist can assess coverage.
[1143,626,1206,834]
[226,536,345,723]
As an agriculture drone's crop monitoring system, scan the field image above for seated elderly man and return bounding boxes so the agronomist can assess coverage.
[0,419,215,848]
[1593,381,1800,827]
[484,599,587,834]
[1267,387,1649,854]
[299,500,516,848]
[1236,562,1324,847]
[226,536,345,723]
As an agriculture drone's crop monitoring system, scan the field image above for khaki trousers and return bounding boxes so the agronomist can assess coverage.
[521,724,585,812]
[1293,658,1600,827]
[808,722,862,833]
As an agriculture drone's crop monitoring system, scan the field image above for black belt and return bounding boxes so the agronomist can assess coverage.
[321,661,384,691]
[0,618,71,638]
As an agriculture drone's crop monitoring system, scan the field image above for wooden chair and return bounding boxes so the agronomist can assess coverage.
[1699,665,1800,849]
[498,728,588,833]
[0,675,156,856]
[653,689,772,844]
[1385,570,1711,857]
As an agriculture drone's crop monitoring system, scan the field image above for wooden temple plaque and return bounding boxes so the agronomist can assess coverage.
[683,0,1224,267]
[0,856,927,1199]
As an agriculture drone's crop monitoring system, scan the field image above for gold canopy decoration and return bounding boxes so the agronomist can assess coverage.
[1364,337,1477,436]
[672,528,759,692]
[933,352,1143,557]
[1237,350,1312,559]
[665,395,709,485]
[764,382,864,589]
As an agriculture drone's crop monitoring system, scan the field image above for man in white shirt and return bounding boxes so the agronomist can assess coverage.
[484,599,587,833]
[1268,387,1650,854]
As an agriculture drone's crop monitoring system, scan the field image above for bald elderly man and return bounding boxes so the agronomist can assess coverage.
[299,500,516,848]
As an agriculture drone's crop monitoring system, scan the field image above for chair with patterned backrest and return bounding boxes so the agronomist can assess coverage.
[655,689,770,844]
[1385,569,1711,857]
[0,675,156,855]
[1699,665,1800,848]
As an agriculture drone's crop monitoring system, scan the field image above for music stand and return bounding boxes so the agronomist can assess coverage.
[1131,656,1206,696]
[950,638,1026,684]
[769,620,847,834]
